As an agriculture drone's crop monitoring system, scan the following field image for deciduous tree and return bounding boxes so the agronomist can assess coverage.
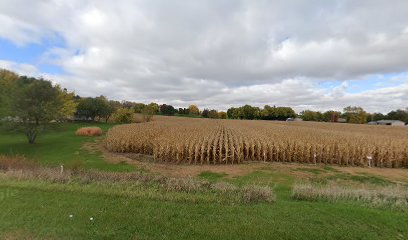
[7,76,65,143]
[56,86,77,121]
[208,109,219,119]
[343,106,367,124]
[188,105,200,115]
[218,111,227,119]
[160,104,177,115]
[113,108,134,123]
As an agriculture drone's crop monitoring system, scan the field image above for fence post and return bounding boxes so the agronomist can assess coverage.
[367,156,372,168]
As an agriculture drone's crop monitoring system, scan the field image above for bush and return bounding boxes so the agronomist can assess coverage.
[75,127,103,136]
[113,108,134,123]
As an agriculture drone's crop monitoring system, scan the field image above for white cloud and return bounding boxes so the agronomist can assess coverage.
[1,0,408,113]
[0,60,39,76]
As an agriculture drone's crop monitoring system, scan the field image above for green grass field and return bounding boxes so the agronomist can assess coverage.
[0,122,134,172]
[0,123,407,239]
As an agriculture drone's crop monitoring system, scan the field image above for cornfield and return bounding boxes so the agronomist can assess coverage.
[105,116,408,168]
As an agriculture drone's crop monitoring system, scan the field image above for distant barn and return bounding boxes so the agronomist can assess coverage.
[286,118,303,122]
[337,118,347,123]
[376,120,405,126]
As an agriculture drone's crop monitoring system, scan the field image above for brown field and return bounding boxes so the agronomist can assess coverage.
[105,116,408,168]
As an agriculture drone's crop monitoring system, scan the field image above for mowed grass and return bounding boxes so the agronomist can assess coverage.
[0,122,407,239]
[0,122,134,172]
[1,182,407,240]
[198,171,227,182]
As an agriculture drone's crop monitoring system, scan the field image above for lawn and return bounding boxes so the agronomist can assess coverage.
[0,122,407,239]
[1,179,407,240]
[0,122,134,172]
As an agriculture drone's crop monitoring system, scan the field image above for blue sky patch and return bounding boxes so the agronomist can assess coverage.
[0,34,66,74]
[318,73,407,95]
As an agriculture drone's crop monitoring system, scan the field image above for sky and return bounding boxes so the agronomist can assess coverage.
[0,0,408,113]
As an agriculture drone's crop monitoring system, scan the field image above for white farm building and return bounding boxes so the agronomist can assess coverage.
[376,120,406,126]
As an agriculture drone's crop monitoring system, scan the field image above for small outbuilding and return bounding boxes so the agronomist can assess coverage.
[337,118,347,123]
[376,120,406,126]
[286,118,304,122]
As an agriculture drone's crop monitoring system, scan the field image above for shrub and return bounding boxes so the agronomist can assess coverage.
[113,108,134,123]
[75,127,102,136]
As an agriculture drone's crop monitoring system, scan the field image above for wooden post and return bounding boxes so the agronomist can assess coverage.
[367,156,372,168]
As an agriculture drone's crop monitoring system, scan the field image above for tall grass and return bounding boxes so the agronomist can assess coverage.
[0,155,275,204]
[0,155,38,170]
[292,183,408,209]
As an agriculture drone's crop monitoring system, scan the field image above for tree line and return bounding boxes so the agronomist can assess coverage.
[1,69,407,144]
[300,106,408,124]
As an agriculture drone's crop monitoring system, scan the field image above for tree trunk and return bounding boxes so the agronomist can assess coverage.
[26,128,37,144]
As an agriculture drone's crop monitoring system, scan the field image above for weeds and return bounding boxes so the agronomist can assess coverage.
[0,155,38,170]
[241,185,275,203]
[211,182,238,193]
[163,177,209,193]
[292,183,408,209]
[0,156,274,204]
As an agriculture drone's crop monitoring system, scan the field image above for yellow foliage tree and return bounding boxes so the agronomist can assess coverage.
[188,105,200,115]
[56,85,78,121]
[218,111,227,119]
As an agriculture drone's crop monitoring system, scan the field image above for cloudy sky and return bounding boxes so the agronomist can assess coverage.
[1,0,408,113]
